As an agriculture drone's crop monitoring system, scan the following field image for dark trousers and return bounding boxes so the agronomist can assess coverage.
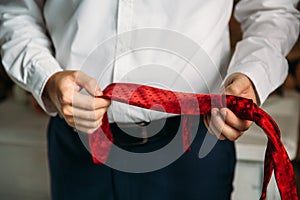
[47,115,236,200]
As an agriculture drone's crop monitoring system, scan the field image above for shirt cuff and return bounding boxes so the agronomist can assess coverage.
[223,61,287,105]
[27,56,63,116]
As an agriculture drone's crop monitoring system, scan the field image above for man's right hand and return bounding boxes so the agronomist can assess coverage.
[43,70,111,134]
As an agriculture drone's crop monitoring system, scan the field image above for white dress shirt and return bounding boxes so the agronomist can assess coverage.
[0,0,299,123]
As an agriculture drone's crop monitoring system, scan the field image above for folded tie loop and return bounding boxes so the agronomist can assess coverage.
[90,83,298,200]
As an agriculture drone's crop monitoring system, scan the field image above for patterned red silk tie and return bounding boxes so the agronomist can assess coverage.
[89,83,298,200]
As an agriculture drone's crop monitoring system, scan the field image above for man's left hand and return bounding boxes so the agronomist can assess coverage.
[203,72,258,141]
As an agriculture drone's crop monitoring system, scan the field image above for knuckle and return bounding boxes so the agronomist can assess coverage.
[100,108,107,116]
[73,71,80,78]
[106,100,111,106]
[100,102,109,109]
[239,122,251,132]
[89,112,99,121]
[95,109,106,120]
[225,133,238,141]
[94,111,102,120]
[230,132,242,141]
[89,121,97,129]
[93,120,101,128]
[240,126,249,132]
[86,121,100,131]
[61,76,73,87]
[227,86,240,95]
[227,136,236,141]
[61,106,71,116]
[87,128,98,134]
[60,94,71,104]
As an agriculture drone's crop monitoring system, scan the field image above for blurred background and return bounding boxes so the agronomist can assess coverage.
[0,1,299,199]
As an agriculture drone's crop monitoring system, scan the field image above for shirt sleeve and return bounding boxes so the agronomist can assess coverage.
[0,0,62,115]
[226,0,300,104]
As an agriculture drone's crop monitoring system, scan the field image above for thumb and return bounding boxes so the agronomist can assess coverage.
[75,71,102,96]
[224,73,251,96]
[224,72,258,104]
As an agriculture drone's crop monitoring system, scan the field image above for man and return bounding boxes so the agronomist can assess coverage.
[0,0,299,199]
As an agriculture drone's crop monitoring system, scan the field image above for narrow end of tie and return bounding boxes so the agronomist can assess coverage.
[182,115,193,152]
[89,113,113,165]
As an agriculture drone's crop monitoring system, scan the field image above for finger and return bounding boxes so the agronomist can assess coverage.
[203,110,226,140]
[65,116,104,134]
[225,79,248,96]
[72,124,100,135]
[75,71,102,96]
[72,92,111,110]
[72,117,101,129]
[210,108,243,141]
[62,105,108,121]
[219,108,251,132]
[65,115,99,129]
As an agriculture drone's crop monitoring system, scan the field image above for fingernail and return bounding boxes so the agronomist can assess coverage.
[221,110,226,117]
[212,109,218,116]
[95,89,102,96]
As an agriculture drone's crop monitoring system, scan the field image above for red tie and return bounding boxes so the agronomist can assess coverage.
[89,83,298,200]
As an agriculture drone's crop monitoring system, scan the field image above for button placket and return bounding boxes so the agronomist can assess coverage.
[113,0,134,82]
